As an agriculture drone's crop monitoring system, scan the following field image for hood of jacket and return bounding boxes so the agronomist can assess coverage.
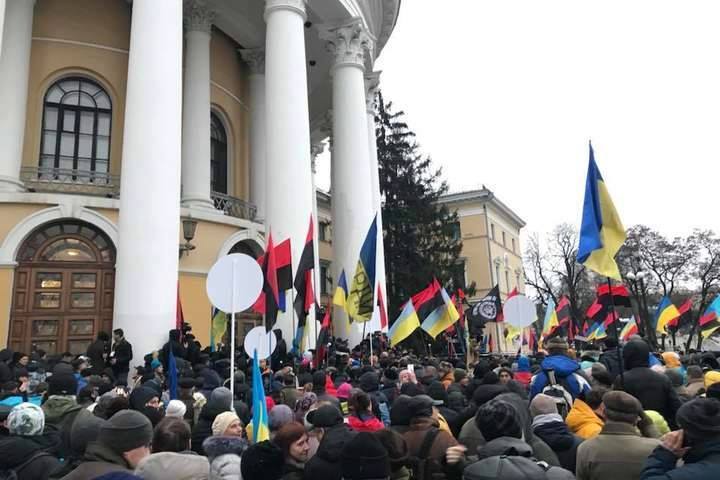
[532,416,576,450]
[476,436,534,460]
[540,355,581,377]
[315,424,356,462]
[623,340,650,369]
[359,372,380,392]
[42,395,82,423]
[348,413,384,432]
[0,429,61,468]
[566,399,603,431]
[134,451,210,480]
[495,392,534,442]
[202,435,249,460]
[83,440,132,469]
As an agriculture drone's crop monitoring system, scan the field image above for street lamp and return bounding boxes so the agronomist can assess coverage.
[179,218,198,257]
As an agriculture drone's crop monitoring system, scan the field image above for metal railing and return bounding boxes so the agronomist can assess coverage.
[21,167,120,198]
[211,191,257,221]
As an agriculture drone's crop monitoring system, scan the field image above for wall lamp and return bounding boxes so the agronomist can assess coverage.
[179,218,198,258]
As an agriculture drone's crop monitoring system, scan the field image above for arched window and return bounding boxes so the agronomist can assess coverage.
[210,112,228,194]
[40,77,112,175]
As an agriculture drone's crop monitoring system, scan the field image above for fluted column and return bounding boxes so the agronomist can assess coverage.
[181,0,214,209]
[319,19,374,346]
[365,71,387,330]
[114,0,183,361]
[239,48,266,221]
[264,0,314,343]
[0,0,35,192]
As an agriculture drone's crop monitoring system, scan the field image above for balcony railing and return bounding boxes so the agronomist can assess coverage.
[21,167,120,198]
[211,191,257,221]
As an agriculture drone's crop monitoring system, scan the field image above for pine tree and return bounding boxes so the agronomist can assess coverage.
[375,92,463,318]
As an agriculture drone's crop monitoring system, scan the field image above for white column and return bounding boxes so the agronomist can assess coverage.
[365,71,387,330]
[181,0,214,209]
[239,48,266,221]
[0,0,34,192]
[264,0,314,344]
[319,19,374,347]
[114,0,183,361]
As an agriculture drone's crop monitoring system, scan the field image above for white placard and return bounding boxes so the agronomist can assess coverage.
[243,326,277,360]
[206,253,263,313]
[503,294,537,327]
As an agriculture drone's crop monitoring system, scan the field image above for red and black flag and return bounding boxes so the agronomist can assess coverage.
[377,285,388,330]
[596,283,632,308]
[275,239,293,310]
[315,303,332,367]
[668,298,692,331]
[260,232,279,332]
[699,311,720,339]
[412,279,445,322]
[293,216,315,329]
[553,296,571,338]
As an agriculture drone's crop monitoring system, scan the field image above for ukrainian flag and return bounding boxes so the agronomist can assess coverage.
[654,296,680,335]
[577,143,626,280]
[210,308,227,352]
[389,300,420,345]
[420,287,460,338]
[346,215,377,322]
[588,322,608,341]
[333,269,348,309]
[251,350,269,443]
[539,297,558,347]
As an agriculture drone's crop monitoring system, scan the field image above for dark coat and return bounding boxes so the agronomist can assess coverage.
[110,338,132,374]
[59,441,133,479]
[466,437,575,480]
[86,339,108,375]
[532,416,583,473]
[599,347,623,381]
[0,429,62,480]
[191,401,228,454]
[304,424,356,480]
[640,439,720,480]
[614,341,683,428]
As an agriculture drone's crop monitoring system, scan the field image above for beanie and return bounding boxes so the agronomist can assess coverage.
[454,368,468,383]
[240,440,284,480]
[341,431,391,480]
[150,359,162,370]
[165,399,187,418]
[529,394,558,417]
[48,372,78,396]
[676,398,720,442]
[704,370,720,389]
[545,337,569,354]
[8,402,44,436]
[390,395,413,427]
[269,404,294,431]
[212,411,240,436]
[99,410,153,454]
[129,386,158,411]
[209,387,233,411]
[336,382,353,400]
[475,399,522,441]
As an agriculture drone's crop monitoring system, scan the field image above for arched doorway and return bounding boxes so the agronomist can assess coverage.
[9,221,116,355]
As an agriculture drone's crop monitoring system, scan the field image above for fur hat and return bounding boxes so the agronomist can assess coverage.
[240,440,284,480]
[8,402,44,436]
[341,431,391,480]
[211,411,240,436]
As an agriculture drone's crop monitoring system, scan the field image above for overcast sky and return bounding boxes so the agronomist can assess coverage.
[319,0,720,243]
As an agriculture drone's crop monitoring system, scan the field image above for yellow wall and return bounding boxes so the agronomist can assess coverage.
[0,204,48,244]
[0,268,14,347]
[179,273,211,347]
[210,29,249,200]
[24,0,131,176]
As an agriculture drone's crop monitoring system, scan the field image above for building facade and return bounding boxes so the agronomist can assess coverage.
[0,0,398,358]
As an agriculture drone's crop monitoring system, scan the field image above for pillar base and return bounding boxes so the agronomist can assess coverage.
[0,175,25,193]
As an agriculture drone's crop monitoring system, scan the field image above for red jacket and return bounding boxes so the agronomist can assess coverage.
[347,413,384,432]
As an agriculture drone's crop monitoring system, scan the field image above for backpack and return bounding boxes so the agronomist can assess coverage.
[407,428,444,480]
[541,369,573,419]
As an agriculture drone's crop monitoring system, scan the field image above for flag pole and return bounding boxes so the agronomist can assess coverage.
[290,288,296,356]
[606,277,625,389]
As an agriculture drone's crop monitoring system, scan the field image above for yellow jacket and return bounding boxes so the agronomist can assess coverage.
[566,398,603,439]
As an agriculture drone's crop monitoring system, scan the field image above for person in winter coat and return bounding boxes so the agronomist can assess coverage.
[109,328,133,383]
[304,404,356,480]
[347,388,384,432]
[575,391,661,480]
[374,428,411,480]
[465,398,574,480]
[359,371,391,426]
[684,366,705,398]
[427,381,461,437]
[42,371,83,459]
[529,394,583,473]
[134,451,209,480]
[614,340,683,429]
[641,398,720,480]
[86,331,110,375]
[202,435,248,480]
[241,440,284,480]
[60,410,153,479]
[273,421,310,480]
[529,338,591,406]
[191,386,233,454]
[566,388,606,439]
[129,386,164,427]
[0,402,61,480]
[513,356,533,387]
[0,348,13,384]
[599,338,623,381]
[341,431,393,480]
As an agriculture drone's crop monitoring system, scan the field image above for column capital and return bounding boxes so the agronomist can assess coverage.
[239,48,265,75]
[310,143,326,174]
[320,110,333,149]
[318,18,374,72]
[184,0,214,34]
[264,0,306,22]
[364,71,381,114]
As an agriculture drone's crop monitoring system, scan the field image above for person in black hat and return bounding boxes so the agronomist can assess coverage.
[341,431,391,480]
[240,440,284,480]
[641,398,720,480]
[304,404,355,480]
[176,377,197,427]
[427,380,461,437]
[42,371,83,459]
[128,386,164,427]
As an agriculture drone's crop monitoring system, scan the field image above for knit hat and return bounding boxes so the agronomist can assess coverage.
[306,404,344,429]
[336,382,353,400]
[408,395,434,419]
[269,404,294,431]
[529,393,558,417]
[212,411,240,436]
[602,391,643,423]
[165,399,187,418]
[390,394,413,427]
[150,359,162,370]
[676,398,720,442]
[240,440,284,480]
[99,410,153,454]
[475,399,522,441]
[704,370,720,388]
[8,402,44,436]
[545,337,569,354]
[454,368,467,383]
[426,381,448,406]
[129,386,158,410]
[209,387,233,411]
[341,431,391,480]
[48,372,78,396]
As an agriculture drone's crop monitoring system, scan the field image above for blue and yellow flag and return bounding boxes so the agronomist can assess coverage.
[389,300,420,345]
[210,308,227,352]
[654,296,680,335]
[538,297,558,348]
[346,215,377,322]
[420,287,460,338]
[577,143,626,280]
[251,350,269,443]
[333,269,348,309]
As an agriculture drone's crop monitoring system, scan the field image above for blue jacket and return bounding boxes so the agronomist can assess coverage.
[641,440,720,480]
[530,355,591,400]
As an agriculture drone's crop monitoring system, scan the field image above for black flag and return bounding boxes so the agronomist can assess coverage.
[467,285,502,335]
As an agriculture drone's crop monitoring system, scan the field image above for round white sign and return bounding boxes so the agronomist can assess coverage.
[503,295,537,327]
[243,325,277,360]
[206,253,263,313]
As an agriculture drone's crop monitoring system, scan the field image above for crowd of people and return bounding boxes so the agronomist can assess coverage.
[1,327,720,480]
